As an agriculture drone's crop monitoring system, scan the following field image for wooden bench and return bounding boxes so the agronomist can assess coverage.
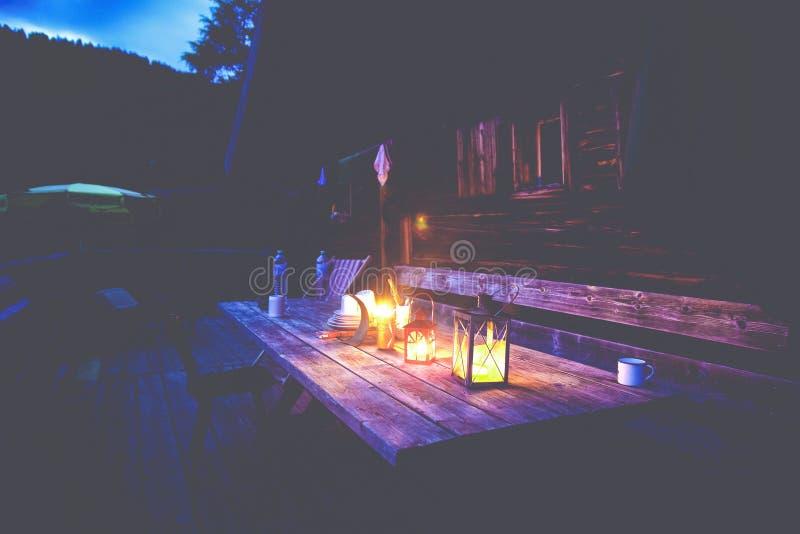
[394,266,789,352]
[394,265,793,394]
[394,265,798,479]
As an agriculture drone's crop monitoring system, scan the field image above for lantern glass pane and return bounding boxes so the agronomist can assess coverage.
[427,331,436,361]
[406,328,435,363]
[453,314,471,380]
[471,319,508,383]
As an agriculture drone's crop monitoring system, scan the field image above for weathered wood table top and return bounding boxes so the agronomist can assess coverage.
[219,299,674,466]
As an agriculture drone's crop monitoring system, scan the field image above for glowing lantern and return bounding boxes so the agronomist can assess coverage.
[403,294,436,364]
[452,294,511,388]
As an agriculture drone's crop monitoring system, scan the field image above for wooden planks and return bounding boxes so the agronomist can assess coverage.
[395,265,789,352]
[221,299,674,466]
[137,373,194,530]
[6,309,329,531]
[275,310,510,435]
[403,197,729,296]
[220,301,455,465]
[457,119,501,198]
[290,300,666,421]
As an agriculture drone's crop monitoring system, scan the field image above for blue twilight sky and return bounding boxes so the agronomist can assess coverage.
[0,0,215,71]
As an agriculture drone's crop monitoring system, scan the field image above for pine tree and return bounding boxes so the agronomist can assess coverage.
[182,0,261,83]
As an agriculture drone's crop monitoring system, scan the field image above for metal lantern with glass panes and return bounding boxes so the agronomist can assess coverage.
[452,291,515,388]
[403,293,436,364]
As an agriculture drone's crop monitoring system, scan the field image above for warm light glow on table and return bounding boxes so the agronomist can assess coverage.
[375,303,394,320]
[395,304,410,339]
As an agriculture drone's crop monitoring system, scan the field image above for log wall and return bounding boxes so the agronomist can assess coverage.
[402,188,731,299]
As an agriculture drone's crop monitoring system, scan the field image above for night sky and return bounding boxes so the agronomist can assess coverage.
[0,0,213,70]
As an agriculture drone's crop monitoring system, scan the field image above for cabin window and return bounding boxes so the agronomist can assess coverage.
[512,117,564,194]
[509,73,628,196]
[456,117,501,197]
[564,75,626,191]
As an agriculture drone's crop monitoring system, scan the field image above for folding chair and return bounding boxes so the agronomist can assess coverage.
[306,255,372,301]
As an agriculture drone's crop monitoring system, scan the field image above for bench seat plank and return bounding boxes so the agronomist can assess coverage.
[395,265,789,352]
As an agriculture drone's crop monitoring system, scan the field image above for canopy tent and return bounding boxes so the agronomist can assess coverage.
[5,183,160,223]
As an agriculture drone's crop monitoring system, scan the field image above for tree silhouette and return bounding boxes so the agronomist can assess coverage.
[182,0,260,83]
[0,24,239,192]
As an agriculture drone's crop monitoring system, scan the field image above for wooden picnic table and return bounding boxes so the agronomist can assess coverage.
[219,299,675,467]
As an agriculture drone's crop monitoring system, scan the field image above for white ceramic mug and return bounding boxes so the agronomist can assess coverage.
[617,358,655,386]
[268,295,287,317]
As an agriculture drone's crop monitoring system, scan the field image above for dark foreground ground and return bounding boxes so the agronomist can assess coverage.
[2,298,796,533]
[2,305,404,532]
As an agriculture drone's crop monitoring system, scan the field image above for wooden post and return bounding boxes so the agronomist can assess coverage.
[560,98,573,191]
[456,128,465,198]
[401,215,412,265]
[610,76,625,190]
[535,119,543,184]
[379,185,387,268]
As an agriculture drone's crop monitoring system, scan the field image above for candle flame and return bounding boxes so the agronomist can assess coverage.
[412,337,428,359]
[375,303,394,320]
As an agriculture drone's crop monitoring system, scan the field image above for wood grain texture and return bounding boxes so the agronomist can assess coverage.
[400,186,740,298]
[220,299,674,466]
[219,301,455,465]
[421,297,798,413]
[395,265,788,352]
[457,118,500,198]
[560,98,573,190]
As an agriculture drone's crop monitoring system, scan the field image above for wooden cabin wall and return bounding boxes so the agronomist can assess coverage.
[315,5,793,330]
[321,92,787,324]
[382,69,788,315]
[456,118,501,197]
[401,188,734,299]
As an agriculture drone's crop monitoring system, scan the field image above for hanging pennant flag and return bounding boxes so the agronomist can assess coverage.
[373,143,392,187]
[317,166,327,186]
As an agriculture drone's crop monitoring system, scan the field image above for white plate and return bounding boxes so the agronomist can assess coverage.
[328,319,360,326]
[327,316,361,329]
[333,311,362,320]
